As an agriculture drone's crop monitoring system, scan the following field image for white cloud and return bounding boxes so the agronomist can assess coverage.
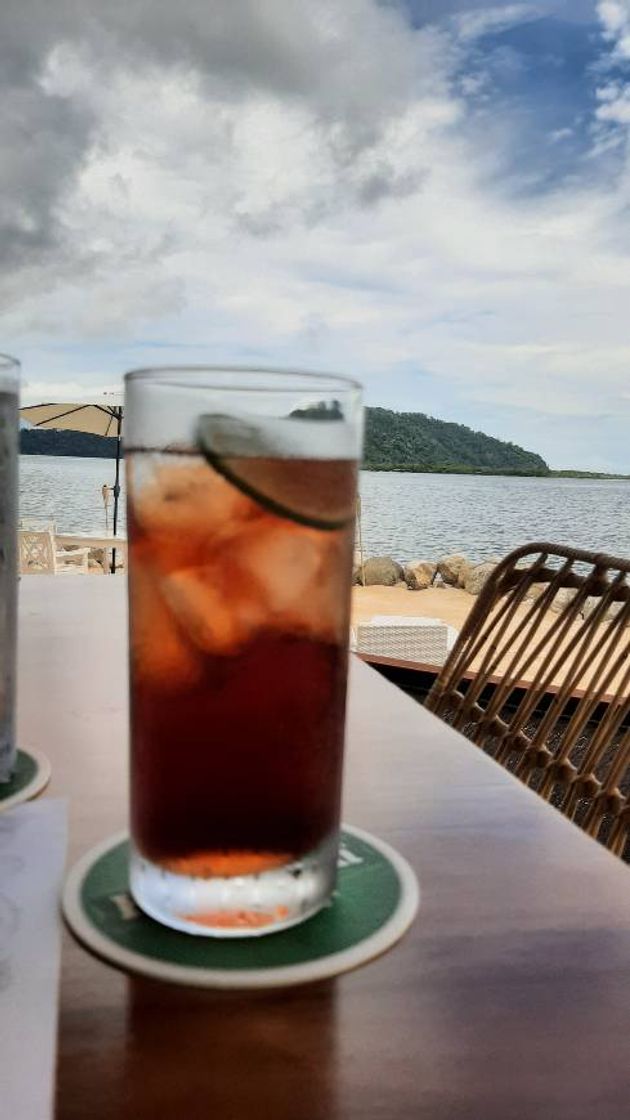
[454,4,537,41]
[597,90,630,122]
[549,126,574,141]
[2,0,630,469]
[20,380,120,404]
[598,0,630,37]
[598,0,630,58]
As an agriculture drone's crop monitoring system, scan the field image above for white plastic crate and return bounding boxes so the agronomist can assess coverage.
[354,616,452,665]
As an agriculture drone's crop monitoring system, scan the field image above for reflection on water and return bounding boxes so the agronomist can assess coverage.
[19,456,630,563]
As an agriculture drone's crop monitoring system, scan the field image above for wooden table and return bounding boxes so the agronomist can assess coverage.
[17,577,630,1120]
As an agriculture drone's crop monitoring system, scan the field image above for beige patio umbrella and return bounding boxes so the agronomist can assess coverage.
[19,392,124,572]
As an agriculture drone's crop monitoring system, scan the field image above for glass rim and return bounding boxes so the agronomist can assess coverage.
[0,353,20,371]
[124,364,362,394]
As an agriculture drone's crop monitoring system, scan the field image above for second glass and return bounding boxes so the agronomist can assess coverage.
[0,355,19,784]
[124,367,362,935]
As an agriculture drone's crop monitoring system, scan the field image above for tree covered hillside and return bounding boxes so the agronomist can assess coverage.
[20,429,117,458]
[21,407,550,475]
[364,408,549,475]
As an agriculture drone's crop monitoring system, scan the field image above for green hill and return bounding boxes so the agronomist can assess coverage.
[20,407,550,476]
[364,407,549,475]
[20,429,117,458]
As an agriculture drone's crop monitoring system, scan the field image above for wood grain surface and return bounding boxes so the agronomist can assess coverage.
[16,576,630,1120]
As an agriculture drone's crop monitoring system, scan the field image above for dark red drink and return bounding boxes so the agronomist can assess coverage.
[126,449,356,932]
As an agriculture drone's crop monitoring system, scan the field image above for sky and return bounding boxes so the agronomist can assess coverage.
[2,1,630,470]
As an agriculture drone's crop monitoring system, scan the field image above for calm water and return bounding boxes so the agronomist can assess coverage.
[19,455,630,563]
[19,455,126,535]
[360,471,630,563]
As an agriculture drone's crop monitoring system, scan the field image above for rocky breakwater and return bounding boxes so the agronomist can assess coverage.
[354,554,630,625]
[353,551,499,597]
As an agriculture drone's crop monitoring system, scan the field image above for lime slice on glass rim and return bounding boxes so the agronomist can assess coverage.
[196,413,356,531]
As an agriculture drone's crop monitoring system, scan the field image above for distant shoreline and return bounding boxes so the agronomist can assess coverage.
[363,464,630,481]
[20,448,630,481]
[21,448,117,460]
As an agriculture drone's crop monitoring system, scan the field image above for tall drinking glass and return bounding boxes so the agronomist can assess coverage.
[0,354,19,784]
[124,368,362,935]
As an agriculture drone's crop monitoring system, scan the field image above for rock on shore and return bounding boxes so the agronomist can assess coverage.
[464,561,496,596]
[437,554,468,587]
[354,556,404,586]
[354,551,502,597]
[403,561,437,590]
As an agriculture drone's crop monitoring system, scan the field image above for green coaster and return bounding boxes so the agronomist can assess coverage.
[63,826,420,989]
[0,749,51,812]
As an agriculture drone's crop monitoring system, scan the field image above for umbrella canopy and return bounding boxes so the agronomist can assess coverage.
[19,392,124,572]
[20,391,123,435]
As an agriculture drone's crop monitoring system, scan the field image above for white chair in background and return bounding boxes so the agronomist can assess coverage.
[18,530,90,575]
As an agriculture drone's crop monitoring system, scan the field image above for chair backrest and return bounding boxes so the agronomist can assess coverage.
[18,530,57,574]
[426,542,630,858]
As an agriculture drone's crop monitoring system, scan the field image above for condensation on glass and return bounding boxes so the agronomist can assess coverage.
[124,366,363,936]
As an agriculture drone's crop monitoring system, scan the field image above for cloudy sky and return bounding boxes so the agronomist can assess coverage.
[2,0,630,469]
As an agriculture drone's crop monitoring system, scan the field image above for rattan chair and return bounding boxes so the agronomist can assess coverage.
[426,542,630,859]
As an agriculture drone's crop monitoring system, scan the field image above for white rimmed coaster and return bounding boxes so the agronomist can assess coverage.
[62,824,420,989]
[0,749,51,813]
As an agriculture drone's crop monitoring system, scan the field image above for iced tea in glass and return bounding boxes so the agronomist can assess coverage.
[125,368,362,935]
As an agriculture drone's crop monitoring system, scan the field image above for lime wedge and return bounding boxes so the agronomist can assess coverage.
[197,414,356,531]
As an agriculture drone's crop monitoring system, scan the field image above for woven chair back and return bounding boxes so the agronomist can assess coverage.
[426,543,630,857]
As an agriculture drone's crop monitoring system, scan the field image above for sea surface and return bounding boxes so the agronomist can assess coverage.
[19,455,630,564]
[19,455,125,535]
